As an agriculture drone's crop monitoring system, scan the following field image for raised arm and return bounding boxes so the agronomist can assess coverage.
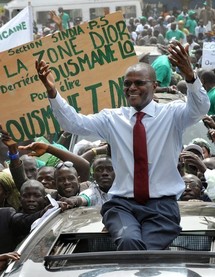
[0,125,27,190]
[168,40,195,82]
[0,124,20,168]
[168,41,210,124]
[180,150,207,174]
[19,142,90,182]
[81,143,109,164]
[49,10,63,32]
[35,60,57,98]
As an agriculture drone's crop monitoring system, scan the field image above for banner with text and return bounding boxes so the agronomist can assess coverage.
[0,12,138,142]
[202,42,215,70]
[0,5,33,52]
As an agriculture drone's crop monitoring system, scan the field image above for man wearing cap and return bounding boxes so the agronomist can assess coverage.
[135,16,148,35]
[183,144,204,159]
[199,2,215,32]
[185,11,197,35]
[58,7,70,30]
[178,144,203,177]
[165,22,185,43]
[191,138,212,159]
[43,27,51,37]
[177,20,189,37]
[177,6,189,24]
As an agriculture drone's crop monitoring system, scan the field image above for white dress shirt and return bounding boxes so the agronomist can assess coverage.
[205,168,215,202]
[80,182,110,206]
[49,78,210,199]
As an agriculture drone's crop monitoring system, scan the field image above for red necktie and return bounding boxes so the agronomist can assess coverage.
[133,112,149,204]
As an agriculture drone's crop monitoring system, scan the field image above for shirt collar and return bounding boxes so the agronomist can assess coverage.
[129,100,157,119]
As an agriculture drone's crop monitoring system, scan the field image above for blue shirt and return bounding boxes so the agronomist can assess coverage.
[49,78,210,199]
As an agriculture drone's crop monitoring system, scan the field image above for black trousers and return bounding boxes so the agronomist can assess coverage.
[101,196,181,250]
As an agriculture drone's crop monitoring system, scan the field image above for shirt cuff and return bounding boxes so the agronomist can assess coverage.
[49,91,67,110]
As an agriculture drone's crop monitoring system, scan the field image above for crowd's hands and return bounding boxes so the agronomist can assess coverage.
[203,115,215,129]
[0,124,18,159]
[35,60,57,98]
[81,141,111,162]
[202,115,215,142]
[18,142,49,157]
[41,201,71,215]
[59,196,87,208]
[155,85,178,94]
[168,41,194,82]
[96,142,109,155]
[0,124,16,147]
[49,10,63,31]
[207,129,215,143]
[179,150,207,174]
[0,252,20,271]
[58,201,72,211]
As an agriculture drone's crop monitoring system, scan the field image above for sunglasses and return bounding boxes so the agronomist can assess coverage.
[55,161,74,170]
[123,80,154,88]
[185,183,202,190]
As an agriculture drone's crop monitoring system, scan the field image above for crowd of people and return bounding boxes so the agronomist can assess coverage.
[126,2,215,94]
[1,1,215,272]
[128,3,215,46]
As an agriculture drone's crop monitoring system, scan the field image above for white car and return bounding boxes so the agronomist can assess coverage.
[2,201,215,277]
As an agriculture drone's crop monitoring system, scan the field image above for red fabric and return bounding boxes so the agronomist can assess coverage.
[133,112,149,204]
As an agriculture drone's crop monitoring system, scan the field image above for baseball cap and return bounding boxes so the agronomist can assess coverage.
[184,144,203,156]
[188,10,196,16]
[191,138,211,153]
[139,16,146,20]
[43,27,51,33]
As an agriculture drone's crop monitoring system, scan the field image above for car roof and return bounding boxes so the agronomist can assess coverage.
[3,202,215,277]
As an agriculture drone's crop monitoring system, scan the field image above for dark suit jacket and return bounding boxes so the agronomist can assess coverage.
[0,207,43,253]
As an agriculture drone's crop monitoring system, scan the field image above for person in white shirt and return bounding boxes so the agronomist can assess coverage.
[135,16,148,35]
[80,155,115,206]
[195,19,207,39]
[35,41,210,250]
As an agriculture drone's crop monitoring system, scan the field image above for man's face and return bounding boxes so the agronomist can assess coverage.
[37,167,56,189]
[93,158,115,193]
[123,69,156,111]
[187,35,193,44]
[58,8,63,15]
[199,19,203,26]
[180,175,202,201]
[21,185,46,214]
[171,23,177,30]
[55,167,79,198]
[23,159,38,180]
